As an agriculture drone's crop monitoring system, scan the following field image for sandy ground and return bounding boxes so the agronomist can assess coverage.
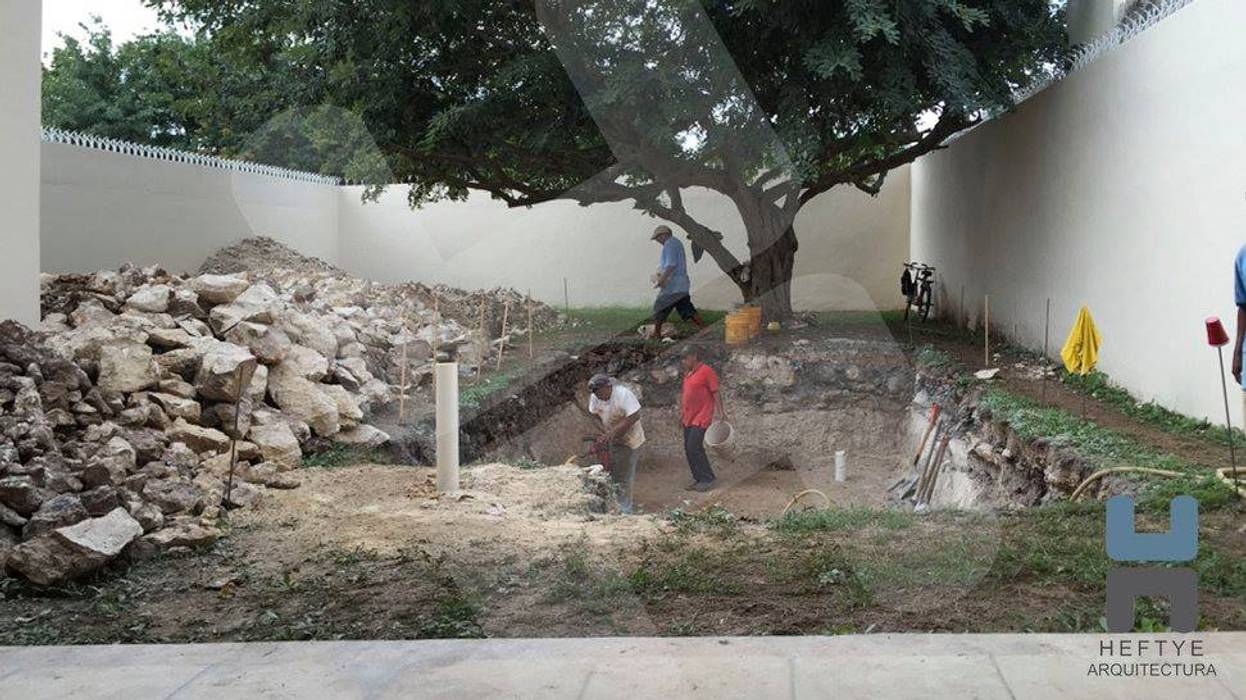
[233,464,666,564]
[495,401,907,518]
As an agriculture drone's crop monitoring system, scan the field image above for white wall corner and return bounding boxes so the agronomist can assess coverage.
[0,0,43,326]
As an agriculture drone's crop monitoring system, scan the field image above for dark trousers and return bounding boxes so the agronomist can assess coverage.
[683,426,716,483]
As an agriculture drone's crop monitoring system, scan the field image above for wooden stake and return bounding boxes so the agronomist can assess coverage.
[959,285,965,330]
[984,294,990,367]
[527,290,534,360]
[398,338,409,424]
[1042,297,1051,402]
[911,404,942,469]
[224,366,247,511]
[563,278,570,316]
[496,300,510,371]
[476,299,487,383]
[432,298,440,359]
[921,434,953,506]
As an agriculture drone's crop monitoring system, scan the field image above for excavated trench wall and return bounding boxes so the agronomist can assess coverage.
[904,372,1102,509]
[387,335,1101,512]
[472,336,920,512]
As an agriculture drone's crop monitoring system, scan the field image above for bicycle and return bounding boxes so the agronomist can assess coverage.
[901,262,936,322]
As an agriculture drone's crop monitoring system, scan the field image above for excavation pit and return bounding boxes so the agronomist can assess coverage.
[475,336,921,517]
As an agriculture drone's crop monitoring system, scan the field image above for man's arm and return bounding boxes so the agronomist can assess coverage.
[605,410,641,443]
[1234,305,1245,384]
[654,265,674,289]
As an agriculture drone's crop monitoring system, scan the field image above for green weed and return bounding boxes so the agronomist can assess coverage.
[772,506,916,534]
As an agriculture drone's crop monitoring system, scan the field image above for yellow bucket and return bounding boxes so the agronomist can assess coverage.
[738,305,763,339]
[724,313,752,345]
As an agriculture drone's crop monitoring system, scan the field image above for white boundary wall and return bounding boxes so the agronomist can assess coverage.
[38,137,910,311]
[1,0,43,326]
[40,141,341,275]
[337,167,910,312]
[912,0,1246,423]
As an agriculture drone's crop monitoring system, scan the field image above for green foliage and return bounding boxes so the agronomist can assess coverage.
[42,19,205,148]
[417,596,486,639]
[460,366,527,410]
[914,344,953,369]
[103,1,1064,310]
[772,506,915,533]
[1062,370,1245,449]
[978,388,1235,509]
[668,504,739,536]
[42,19,388,182]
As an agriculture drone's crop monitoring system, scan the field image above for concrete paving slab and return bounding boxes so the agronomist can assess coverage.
[1,633,1243,699]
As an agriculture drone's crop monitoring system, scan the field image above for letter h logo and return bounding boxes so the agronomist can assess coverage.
[1104,495,1198,632]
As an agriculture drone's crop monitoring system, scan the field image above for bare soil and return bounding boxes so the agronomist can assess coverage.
[2,318,1243,643]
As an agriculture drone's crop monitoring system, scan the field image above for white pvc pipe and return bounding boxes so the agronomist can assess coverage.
[834,450,847,483]
[435,362,460,493]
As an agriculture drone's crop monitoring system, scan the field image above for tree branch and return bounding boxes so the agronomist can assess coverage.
[799,113,974,204]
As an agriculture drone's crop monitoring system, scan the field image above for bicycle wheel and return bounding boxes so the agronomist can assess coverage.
[918,285,933,322]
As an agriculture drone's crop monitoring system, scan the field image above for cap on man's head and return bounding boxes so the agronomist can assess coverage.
[651,225,673,240]
[588,373,613,390]
[679,344,701,358]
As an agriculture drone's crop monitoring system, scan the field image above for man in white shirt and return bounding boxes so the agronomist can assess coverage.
[587,373,645,513]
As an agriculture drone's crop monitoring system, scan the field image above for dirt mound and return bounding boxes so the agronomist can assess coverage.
[198,237,346,277]
[197,237,562,337]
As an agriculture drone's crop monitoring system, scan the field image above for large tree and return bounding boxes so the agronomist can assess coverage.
[152,0,1065,318]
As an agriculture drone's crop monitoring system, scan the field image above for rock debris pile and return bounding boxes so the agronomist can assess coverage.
[1,240,560,585]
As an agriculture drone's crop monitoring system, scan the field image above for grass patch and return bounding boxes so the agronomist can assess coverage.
[539,548,636,614]
[667,504,739,536]
[977,388,1236,508]
[1062,370,1246,450]
[914,344,954,370]
[989,504,1109,587]
[629,545,742,595]
[561,306,727,335]
[772,506,916,534]
[459,366,526,410]
[301,445,392,468]
[417,595,486,639]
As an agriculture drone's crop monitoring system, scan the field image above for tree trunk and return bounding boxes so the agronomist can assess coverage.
[741,223,798,321]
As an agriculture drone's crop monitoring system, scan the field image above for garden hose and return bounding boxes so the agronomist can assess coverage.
[1068,467,1185,501]
[781,489,831,516]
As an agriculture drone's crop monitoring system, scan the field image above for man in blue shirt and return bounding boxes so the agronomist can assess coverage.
[1233,245,1246,396]
[651,225,707,338]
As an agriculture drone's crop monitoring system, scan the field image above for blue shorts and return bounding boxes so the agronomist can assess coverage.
[654,293,698,323]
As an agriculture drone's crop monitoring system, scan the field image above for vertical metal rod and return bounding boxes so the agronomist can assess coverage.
[398,337,409,425]
[475,299,487,383]
[1217,347,1241,498]
[1042,298,1051,401]
[984,294,990,367]
[496,300,510,371]
[960,285,965,330]
[563,278,570,316]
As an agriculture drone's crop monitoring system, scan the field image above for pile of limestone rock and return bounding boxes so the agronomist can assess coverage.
[1,251,556,585]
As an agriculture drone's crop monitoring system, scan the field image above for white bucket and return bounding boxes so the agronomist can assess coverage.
[704,420,736,457]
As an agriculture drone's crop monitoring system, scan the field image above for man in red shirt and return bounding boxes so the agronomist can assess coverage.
[679,345,720,491]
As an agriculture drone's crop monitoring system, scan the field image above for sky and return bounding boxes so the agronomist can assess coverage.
[42,0,167,59]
